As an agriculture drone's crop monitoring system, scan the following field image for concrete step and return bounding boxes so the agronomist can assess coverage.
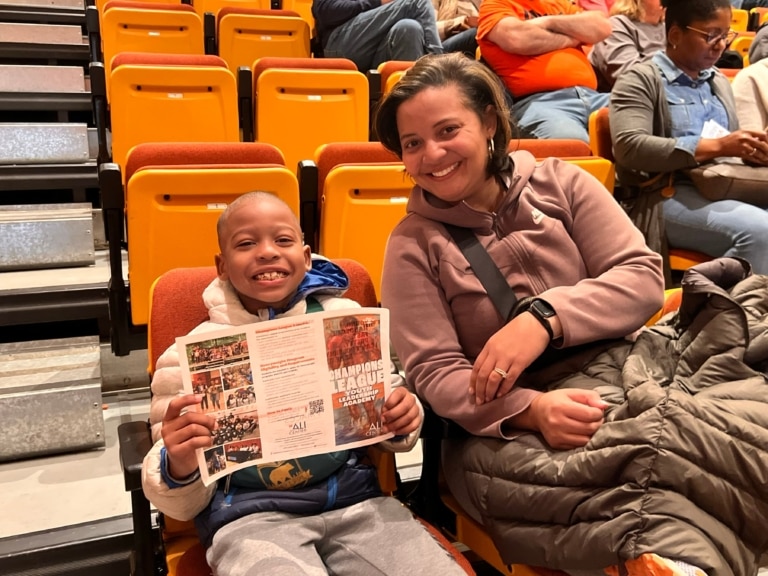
[0,335,105,462]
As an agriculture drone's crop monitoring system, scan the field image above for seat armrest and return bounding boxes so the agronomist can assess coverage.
[118,420,153,492]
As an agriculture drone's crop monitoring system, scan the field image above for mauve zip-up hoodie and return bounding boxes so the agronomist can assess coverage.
[381,150,664,439]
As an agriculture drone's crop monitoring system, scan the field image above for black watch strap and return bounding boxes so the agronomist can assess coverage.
[528,299,556,341]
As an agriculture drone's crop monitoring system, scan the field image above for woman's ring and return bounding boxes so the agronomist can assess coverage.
[493,367,508,379]
[750,147,757,156]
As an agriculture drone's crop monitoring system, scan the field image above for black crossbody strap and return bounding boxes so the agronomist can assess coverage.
[444,224,518,322]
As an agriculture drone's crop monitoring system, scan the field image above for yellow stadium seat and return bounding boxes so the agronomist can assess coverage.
[730,32,754,66]
[122,142,297,327]
[107,53,239,175]
[251,58,369,172]
[731,8,749,31]
[191,0,269,22]
[298,141,400,252]
[282,0,316,38]
[125,165,299,325]
[217,8,310,73]
[100,1,204,79]
[319,163,411,301]
[750,7,768,29]
[95,0,180,14]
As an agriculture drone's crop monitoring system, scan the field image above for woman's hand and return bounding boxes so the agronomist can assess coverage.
[382,386,420,436]
[512,389,607,450]
[470,311,550,405]
[161,394,215,480]
[697,129,768,166]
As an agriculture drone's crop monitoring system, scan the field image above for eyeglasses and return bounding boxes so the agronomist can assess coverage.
[685,26,739,46]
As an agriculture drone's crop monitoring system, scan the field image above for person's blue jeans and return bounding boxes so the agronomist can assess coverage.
[512,86,610,142]
[664,181,768,274]
[442,27,478,58]
[323,0,443,71]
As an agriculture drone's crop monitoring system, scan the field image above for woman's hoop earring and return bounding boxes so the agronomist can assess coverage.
[487,138,495,161]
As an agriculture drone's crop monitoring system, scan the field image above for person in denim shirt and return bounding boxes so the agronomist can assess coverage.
[610,0,768,275]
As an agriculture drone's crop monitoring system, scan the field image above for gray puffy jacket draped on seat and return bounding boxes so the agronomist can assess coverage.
[450,258,768,576]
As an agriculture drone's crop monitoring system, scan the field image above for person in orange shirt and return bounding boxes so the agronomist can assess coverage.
[477,0,612,141]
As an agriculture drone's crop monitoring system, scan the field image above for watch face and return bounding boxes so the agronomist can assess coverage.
[532,300,555,318]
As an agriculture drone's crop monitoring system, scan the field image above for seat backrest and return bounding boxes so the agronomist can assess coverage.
[513,136,614,192]
[100,2,203,77]
[217,9,310,73]
[512,138,594,159]
[315,141,400,194]
[125,141,296,326]
[191,0,270,21]
[752,7,768,29]
[319,163,411,301]
[281,0,315,37]
[377,60,412,92]
[253,58,369,171]
[148,258,377,371]
[588,107,613,161]
[108,53,239,174]
[732,8,749,31]
[730,33,754,66]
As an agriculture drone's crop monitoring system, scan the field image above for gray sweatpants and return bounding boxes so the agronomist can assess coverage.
[206,496,467,576]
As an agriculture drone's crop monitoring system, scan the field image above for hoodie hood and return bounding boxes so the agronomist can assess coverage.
[204,256,350,323]
[405,151,535,232]
[284,257,349,309]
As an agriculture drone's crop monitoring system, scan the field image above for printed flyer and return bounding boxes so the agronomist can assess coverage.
[176,307,392,486]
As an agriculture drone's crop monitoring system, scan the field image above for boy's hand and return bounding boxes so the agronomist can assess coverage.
[161,394,216,480]
[381,387,420,436]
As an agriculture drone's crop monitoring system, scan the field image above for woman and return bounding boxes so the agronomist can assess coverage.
[732,24,768,131]
[375,52,768,574]
[588,0,666,90]
[610,0,768,275]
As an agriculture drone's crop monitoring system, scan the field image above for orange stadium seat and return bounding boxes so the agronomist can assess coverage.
[102,141,294,355]
[732,8,749,31]
[117,260,477,576]
[244,57,369,173]
[298,140,399,252]
[191,0,270,22]
[749,7,768,30]
[216,8,310,73]
[514,138,616,193]
[106,52,240,174]
[729,32,755,66]
[99,1,204,79]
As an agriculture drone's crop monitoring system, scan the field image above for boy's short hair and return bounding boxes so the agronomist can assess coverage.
[216,191,302,250]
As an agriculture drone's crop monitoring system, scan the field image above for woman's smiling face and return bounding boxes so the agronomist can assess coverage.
[396,83,500,212]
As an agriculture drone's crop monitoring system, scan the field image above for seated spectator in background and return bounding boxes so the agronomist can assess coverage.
[588,0,665,91]
[477,0,612,141]
[434,0,481,56]
[611,0,768,275]
[313,0,444,71]
[733,26,768,131]
[749,21,768,65]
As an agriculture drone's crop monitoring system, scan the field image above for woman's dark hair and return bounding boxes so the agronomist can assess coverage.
[373,53,513,178]
[661,0,731,35]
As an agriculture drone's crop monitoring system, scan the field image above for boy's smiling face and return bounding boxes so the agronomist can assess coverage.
[215,195,311,314]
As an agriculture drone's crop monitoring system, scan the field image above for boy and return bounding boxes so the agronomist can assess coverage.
[142,192,466,576]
